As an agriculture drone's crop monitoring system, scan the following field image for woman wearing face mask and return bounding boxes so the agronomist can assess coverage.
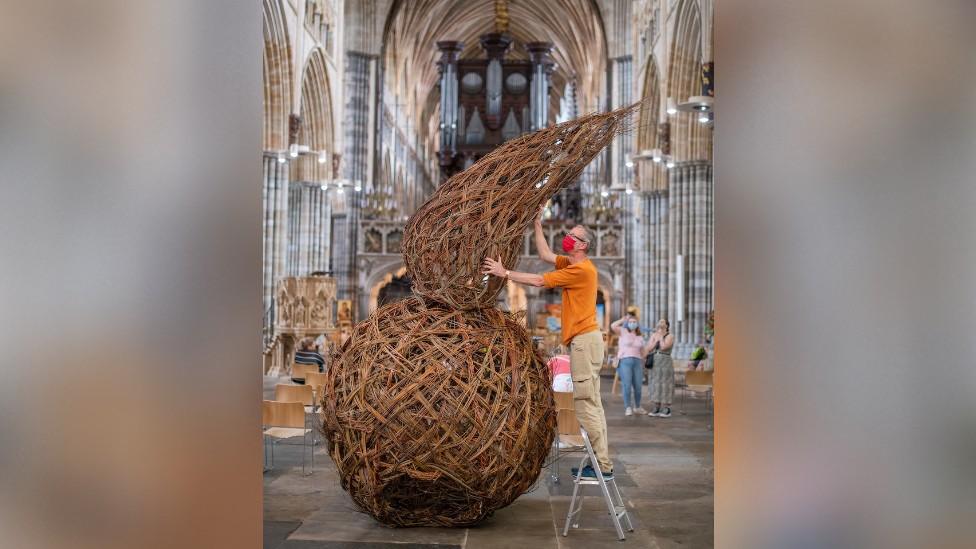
[611,314,646,416]
[644,319,675,417]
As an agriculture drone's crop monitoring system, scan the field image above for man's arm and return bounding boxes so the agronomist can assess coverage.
[481,257,546,287]
[507,270,546,287]
[534,208,557,264]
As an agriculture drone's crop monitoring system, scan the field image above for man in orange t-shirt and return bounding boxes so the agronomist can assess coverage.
[482,209,612,479]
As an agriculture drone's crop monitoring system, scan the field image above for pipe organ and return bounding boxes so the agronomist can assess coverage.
[437,34,554,181]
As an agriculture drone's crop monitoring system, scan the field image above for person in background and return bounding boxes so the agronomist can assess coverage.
[689,340,708,371]
[610,313,646,416]
[294,337,325,373]
[644,319,675,417]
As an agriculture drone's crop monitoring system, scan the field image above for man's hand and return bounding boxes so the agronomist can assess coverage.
[481,256,508,278]
[534,205,545,228]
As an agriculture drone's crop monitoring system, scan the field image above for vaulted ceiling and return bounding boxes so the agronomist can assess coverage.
[379,0,608,144]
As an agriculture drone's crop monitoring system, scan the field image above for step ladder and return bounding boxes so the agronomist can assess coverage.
[562,428,634,541]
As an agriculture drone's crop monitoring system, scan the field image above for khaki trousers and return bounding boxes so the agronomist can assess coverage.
[568,330,611,471]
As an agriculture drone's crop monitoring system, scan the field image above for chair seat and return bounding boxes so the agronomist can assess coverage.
[264,427,310,439]
[685,385,712,393]
[304,405,319,414]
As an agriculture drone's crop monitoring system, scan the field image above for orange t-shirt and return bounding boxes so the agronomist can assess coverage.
[542,255,599,345]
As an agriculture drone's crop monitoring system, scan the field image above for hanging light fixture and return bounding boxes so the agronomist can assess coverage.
[318,151,328,164]
[288,144,299,158]
[666,97,678,115]
[277,153,286,164]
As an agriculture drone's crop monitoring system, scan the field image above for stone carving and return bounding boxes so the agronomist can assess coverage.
[311,291,328,324]
[602,231,620,257]
[274,276,337,332]
[386,230,403,254]
[365,228,383,253]
[277,289,291,324]
[269,275,339,375]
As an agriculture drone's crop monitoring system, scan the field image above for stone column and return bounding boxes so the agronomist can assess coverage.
[337,51,376,310]
[263,154,290,333]
[610,55,633,188]
[635,190,669,328]
[667,160,712,356]
[526,42,554,131]
[285,183,332,276]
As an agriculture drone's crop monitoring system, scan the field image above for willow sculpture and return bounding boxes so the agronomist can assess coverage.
[321,106,635,527]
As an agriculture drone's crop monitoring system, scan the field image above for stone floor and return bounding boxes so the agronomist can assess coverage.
[264,374,713,549]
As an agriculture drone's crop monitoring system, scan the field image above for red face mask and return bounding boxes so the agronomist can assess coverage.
[562,235,577,253]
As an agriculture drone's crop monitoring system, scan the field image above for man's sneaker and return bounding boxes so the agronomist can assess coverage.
[625,406,633,416]
[658,407,672,418]
[571,465,613,480]
[634,406,648,414]
[648,407,661,417]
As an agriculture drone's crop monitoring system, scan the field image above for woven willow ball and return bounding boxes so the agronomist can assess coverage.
[320,297,556,527]
[401,105,637,311]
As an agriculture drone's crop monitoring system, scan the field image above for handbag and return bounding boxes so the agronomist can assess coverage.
[644,339,660,369]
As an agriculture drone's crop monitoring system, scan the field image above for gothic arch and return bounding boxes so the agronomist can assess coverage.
[294,47,336,183]
[263,0,291,151]
[366,263,407,313]
[667,0,710,161]
[637,56,666,191]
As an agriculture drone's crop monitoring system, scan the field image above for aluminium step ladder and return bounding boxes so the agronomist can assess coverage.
[562,428,634,541]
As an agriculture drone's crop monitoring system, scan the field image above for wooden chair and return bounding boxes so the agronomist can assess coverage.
[290,362,320,382]
[554,391,584,448]
[679,370,714,429]
[274,383,316,413]
[262,400,313,475]
[304,372,328,402]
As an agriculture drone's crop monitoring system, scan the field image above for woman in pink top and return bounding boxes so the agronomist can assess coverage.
[611,313,646,416]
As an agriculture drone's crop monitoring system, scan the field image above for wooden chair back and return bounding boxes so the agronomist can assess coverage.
[304,372,328,397]
[262,400,305,428]
[685,370,714,387]
[553,391,582,437]
[291,363,319,381]
[274,383,314,406]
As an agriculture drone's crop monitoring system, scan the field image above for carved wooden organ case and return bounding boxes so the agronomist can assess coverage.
[437,34,554,181]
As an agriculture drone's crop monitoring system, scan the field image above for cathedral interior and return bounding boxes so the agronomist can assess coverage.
[263,0,714,374]
[262,1,714,547]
